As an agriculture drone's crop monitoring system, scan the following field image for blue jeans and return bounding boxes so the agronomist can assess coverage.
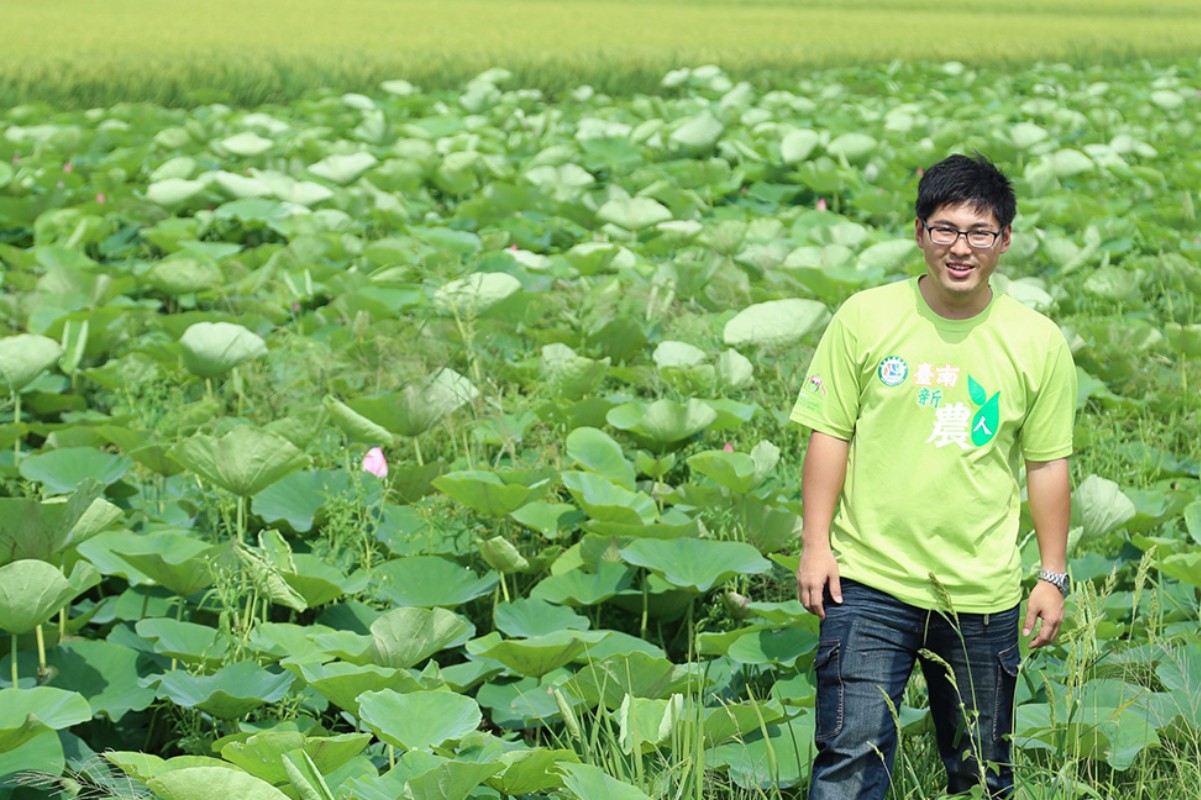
[808,579,1021,799]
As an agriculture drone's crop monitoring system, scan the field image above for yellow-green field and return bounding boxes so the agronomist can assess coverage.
[7,0,1201,106]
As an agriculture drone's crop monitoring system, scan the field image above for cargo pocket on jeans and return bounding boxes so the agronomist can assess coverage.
[992,643,1021,742]
[814,639,843,742]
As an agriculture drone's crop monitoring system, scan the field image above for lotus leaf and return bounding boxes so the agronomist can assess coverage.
[559,470,656,525]
[557,762,653,800]
[723,298,831,350]
[432,470,545,517]
[169,427,309,497]
[253,468,383,533]
[726,626,819,668]
[704,701,789,747]
[219,131,274,157]
[1075,474,1137,543]
[707,714,815,790]
[0,560,97,635]
[369,607,474,669]
[291,661,422,714]
[357,689,482,750]
[489,748,577,794]
[285,554,367,608]
[826,132,877,163]
[371,556,498,608]
[0,334,62,394]
[404,758,505,800]
[433,272,522,318]
[467,629,600,677]
[178,321,268,378]
[0,686,91,750]
[146,178,208,206]
[0,479,112,565]
[715,349,754,391]
[510,500,580,538]
[155,660,294,719]
[617,693,683,754]
[148,767,292,800]
[308,151,378,184]
[607,398,718,450]
[108,530,216,595]
[147,255,224,296]
[16,446,129,495]
[221,731,371,786]
[529,561,636,607]
[619,538,771,593]
[780,129,820,164]
[43,639,158,722]
[669,111,723,151]
[135,618,231,666]
[596,197,672,230]
[566,427,635,489]
[478,536,529,574]
[493,598,590,638]
[568,651,701,709]
[347,368,478,437]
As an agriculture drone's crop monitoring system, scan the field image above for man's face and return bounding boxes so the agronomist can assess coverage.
[914,202,1010,317]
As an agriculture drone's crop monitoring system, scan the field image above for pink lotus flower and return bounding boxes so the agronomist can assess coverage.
[723,441,734,453]
[63,162,73,173]
[916,167,925,177]
[362,447,388,478]
[509,244,519,252]
[95,193,106,204]
[816,198,827,212]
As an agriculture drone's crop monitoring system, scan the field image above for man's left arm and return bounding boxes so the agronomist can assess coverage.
[1023,457,1071,648]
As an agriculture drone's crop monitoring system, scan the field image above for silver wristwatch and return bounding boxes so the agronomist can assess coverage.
[1038,569,1070,596]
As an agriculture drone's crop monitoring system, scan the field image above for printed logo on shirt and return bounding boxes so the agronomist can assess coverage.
[876,356,908,387]
[967,375,1000,446]
[923,374,999,449]
[804,373,827,395]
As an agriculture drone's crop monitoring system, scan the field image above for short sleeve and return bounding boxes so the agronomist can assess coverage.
[789,309,862,441]
[1020,333,1076,461]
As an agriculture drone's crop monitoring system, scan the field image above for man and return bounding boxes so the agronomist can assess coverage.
[791,153,1075,799]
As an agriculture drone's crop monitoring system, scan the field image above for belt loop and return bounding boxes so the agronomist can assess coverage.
[984,613,990,626]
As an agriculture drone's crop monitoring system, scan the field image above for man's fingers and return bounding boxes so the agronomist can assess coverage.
[828,574,843,605]
[1022,606,1038,637]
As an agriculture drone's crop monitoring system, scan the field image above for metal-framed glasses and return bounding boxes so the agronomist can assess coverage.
[921,220,1002,249]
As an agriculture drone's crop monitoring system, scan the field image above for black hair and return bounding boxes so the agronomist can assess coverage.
[915,153,1016,229]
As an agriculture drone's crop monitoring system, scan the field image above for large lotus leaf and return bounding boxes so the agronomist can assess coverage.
[780,129,820,163]
[596,197,672,230]
[565,427,634,489]
[0,559,97,634]
[221,731,371,786]
[560,471,656,524]
[369,606,474,669]
[290,661,423,714]
[488,748,577,795]
[509,500,581,539]
[723,299,830,351]
[619,538,771,593]
[146,255,224,296]
[432,470,545,517]
[324,395,392,445]
[179,322,268,378]
[607,398,718,449]
[219,131,275,157]
[540,344,609,399]
[707,714,815,790]
[529,561,635,607]
[109,531,217,596]
[433,272,522,318]
[148,767,291,800]
[253,469,384,533]
[725,626,819,668]
[826,132,877,163]
[1165,323,1201,357]
[308,151,378,184]
[0,334,62,393]
[155,661,294,719]
[0,686,91,751]
[1074,474,1137,544]
[135,618,231,667]
[44,639,158,722]
[372,556,498,607]
[493,598,590,638]
[348,369,478,438]
[0,729,64,787]
[17,446,130,495]
[404,759,505,800]
[357,689,482,751]
[466,630,603,677]
[686,450,758,494]
[169,427,309,497]
[146,178,209,206]
[0,478,109,564]
[104,752,235,783]
[567,651,701,710]
[477,674,566,729]
[286,553,367,608]
[617,694,683,754]
[556,762,652,800]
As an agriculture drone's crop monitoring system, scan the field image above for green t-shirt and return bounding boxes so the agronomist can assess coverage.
[790,276,1076,613]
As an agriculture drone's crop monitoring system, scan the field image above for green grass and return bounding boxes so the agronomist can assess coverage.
[7,0,1201,107]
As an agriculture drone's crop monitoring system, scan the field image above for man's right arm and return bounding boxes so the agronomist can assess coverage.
[796,430,850,618]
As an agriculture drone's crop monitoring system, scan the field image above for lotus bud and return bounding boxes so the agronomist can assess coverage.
[723,441,734,453]
[552,687,581,740]
[723,591,751,620]
[362,446,388,479]
[817,198,827,212]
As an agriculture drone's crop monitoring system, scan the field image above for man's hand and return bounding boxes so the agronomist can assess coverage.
[796,544,842,619]
[1023,580,1065,648]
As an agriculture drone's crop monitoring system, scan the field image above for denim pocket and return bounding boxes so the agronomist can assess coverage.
[813,639,843,742]
[992,643,1021,742]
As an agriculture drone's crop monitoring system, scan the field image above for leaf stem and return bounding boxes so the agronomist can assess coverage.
[35,624,46,683]
[10,634,17,687]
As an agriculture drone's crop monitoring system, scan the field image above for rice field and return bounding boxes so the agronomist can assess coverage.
[6,0,1201,107]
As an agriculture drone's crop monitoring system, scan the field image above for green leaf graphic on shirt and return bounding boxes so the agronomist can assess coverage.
[971,390,1000,446]
[968,376,987,406]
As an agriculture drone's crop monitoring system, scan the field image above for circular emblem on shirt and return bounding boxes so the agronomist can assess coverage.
[877,356,909,387]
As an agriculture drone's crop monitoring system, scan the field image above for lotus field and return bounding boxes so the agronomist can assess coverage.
[0,59,1200,799]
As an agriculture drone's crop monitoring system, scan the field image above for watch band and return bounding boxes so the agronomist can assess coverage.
[1037,569,1070,596]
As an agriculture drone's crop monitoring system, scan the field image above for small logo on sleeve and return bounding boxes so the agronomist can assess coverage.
[876,356,909,387]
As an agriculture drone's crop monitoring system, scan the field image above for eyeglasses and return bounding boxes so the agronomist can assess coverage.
[921,221,1002,249]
